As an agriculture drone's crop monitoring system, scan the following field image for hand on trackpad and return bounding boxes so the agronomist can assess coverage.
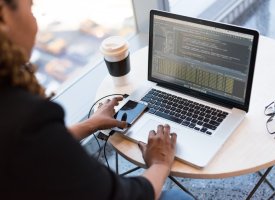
[137,121,177,169]
[136,119,180,143]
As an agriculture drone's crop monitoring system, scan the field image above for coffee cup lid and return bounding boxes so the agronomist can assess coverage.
[100,36,129,57]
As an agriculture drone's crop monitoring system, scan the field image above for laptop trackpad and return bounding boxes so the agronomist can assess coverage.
[128,118,214,168]
[128,119,182,144]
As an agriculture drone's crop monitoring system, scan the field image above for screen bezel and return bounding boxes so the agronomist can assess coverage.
[148,10,259,112]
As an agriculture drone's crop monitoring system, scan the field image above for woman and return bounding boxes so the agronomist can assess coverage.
[0,0,193,199]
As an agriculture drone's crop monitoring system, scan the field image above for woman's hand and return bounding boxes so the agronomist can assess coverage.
[138,124,177,169]
[68,96,127,140]
[89,96,127,130]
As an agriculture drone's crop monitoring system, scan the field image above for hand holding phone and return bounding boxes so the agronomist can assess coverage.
[112,100,148,132]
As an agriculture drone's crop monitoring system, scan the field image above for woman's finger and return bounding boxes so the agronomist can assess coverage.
[103,99,111,104]
[138,141,147,155]
[157,125,164,134]
[170,133,177,149]
[98,102,103,108]
[149,130,156,138]
[163,124,170,137]
[115,96,123,101]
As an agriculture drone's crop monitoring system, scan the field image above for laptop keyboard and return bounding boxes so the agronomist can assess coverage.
[141,89,228,135]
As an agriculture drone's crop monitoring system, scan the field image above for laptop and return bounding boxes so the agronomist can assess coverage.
[122,10,259,168]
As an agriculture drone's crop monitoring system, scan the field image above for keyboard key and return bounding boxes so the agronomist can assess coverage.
[172,103,179,107]
[150,100,156,104]
[186,112,192,116]
[197,121,203,126]
[169,111,175,116]
[203,123,217,130]
[209,120,220,126]
[166,105,171,109]
[176,109,182,113]
[211,116,217,120]
[148,108,156,114]
[180,115,186,120]
[155,101,161,106]
[171,107,176,111]
[141,97,151,102]
[200,127,207,133]
[183,106,189,110]
[194,127,200,131]
[194,106,200,110]
[192,114,198,119]
[207,110,212,114]
[182,120,190,126]
[194,110,200,114]
[159,108,165,112]
[206,131,213,135]
[212,112,218,116]
[222,111,229,115]
[197,116,203,121]
[155,111,183,124]
[181,110,187,115]
[217,113,227,119]
[205,114,211,118]
[152,96,159,100]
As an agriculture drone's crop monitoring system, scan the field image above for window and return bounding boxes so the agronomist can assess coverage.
[169,0,217,17]
[31,0,135,95]
[169,0,275,40]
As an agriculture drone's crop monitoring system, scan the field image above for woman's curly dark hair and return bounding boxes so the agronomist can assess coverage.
[3,0,16,8]
[0,0,45,97]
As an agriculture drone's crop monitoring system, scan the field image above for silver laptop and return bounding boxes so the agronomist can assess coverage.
[123,10,259,168]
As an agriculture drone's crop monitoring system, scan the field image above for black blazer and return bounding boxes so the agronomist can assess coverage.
[0,86,153,200]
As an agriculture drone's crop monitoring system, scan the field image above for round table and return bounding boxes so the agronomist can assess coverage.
[96,36,275,198]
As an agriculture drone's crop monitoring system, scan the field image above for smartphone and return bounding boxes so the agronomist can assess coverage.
[112,100,148,132]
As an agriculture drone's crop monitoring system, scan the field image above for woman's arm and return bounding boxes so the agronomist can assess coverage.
[15,99,154,200]
[68,97,127,140]
[138,124,177,200]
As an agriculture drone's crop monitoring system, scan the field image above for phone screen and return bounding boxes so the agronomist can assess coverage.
[113,100,147,132]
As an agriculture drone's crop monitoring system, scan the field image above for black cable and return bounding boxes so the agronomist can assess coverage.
[103,136,110,170]
[92,133,102,161]
[88,93,128,118]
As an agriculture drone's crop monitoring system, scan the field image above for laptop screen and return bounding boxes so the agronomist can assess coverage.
[148,10,259,112]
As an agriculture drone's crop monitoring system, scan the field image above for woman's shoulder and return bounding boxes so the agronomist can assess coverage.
[0,86,65,129]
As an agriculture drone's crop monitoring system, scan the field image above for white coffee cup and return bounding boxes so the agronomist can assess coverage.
[100,36,131,86]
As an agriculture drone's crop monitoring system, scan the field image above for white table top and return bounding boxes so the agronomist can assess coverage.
[96,36,275,179]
